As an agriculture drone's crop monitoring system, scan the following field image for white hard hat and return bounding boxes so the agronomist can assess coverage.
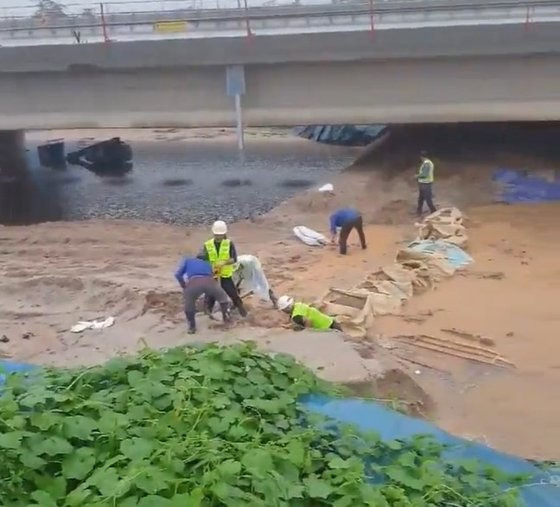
[277,295,294,311]
[211,220,228,235]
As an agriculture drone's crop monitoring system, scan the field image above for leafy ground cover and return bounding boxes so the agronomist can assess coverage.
[0,343,527,506]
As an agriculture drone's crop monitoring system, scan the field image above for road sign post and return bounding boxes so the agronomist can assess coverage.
[226,65,246,151]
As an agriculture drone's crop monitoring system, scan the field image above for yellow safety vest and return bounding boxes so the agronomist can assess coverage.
[291,302,333,330]
[204,238,234,278]
[417,158,435,184]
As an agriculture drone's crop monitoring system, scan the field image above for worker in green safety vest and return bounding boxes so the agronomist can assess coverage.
[277,295,342,331]
[198,220,248,317]
[416,151,437,216]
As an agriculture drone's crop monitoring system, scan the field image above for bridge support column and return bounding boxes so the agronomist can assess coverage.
[226,65,246,151]
[0,130,26,177]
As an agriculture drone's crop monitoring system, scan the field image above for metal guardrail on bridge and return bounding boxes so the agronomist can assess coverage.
[0,0,558,45]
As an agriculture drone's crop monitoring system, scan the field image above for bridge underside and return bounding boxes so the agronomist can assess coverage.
[2,54,560,129]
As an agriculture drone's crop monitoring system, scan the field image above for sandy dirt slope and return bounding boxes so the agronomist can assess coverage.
[0,158,559,460]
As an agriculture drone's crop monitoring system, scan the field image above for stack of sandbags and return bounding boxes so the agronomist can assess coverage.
[415,207,468,248]
[318,208,472,339]
[318,264,419,339]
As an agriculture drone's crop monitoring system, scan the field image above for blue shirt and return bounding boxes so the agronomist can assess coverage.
[329,208,360,234]
[174,257,213,288]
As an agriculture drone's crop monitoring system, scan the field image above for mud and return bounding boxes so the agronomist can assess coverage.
[1,124,559,460]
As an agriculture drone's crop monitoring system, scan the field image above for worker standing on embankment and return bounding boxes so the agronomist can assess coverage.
[417,151,437,216]
[329,207,367,255]
[198,220,248,317]
[174,256,231,334]
[277,295,342,331]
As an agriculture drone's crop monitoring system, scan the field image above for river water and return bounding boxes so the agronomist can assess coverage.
[0,132,357,226]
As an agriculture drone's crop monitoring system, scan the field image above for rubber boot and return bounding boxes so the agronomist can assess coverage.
[220,303,231,324]
[269,290,278,309]
[237,302,248,318]
[205,298,216,320]
[185,311,197,334]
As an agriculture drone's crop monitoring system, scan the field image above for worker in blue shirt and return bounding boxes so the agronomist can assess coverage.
[329,207,367,255]
[174,257,231,334]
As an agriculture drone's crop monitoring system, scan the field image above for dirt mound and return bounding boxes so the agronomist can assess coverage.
[141,290,183,322]
[0,276,143,319]
[242,305,287,329]
[373,199,413,225]
[289,190,334,213]
[373,368,435,418]
[347,366,435,418]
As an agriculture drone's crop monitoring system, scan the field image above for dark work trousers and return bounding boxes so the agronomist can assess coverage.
[330,321,343,331]
[183,276,230,332]
[338,216,367,255]
[206,276,248,317]
[417,182,436,215]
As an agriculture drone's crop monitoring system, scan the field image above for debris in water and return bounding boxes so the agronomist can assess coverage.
[67,137,132,175]
[38,139,66,168]
[394,334,513,368]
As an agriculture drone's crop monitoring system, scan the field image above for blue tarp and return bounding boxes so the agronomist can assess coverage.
[304,395,560,507]
[493,168,560,203]
[2,360,559,506]
[407,239,473,270]
[0,359,36,386]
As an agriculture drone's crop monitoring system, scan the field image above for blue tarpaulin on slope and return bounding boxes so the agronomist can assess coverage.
[493,168,560,203]
[294,125,387,146]
[303,395,560,507]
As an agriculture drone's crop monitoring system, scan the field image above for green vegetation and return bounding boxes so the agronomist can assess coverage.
[0,343,527,506]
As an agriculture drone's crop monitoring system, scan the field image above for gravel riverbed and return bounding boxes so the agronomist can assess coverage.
[1,134,357,226]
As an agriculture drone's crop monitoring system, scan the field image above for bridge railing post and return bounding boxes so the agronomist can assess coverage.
[525,5,532,32]
[369,0,376,41]
[243,0,254,41]
[100,3,109,43]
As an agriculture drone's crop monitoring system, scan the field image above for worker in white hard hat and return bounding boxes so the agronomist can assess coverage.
[198,220,248,317]
[277,295,342,331]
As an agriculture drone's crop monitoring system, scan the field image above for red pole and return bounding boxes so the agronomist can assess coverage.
[100,3,109,43]
[243,0,254,41]
[369,0,375,41]
[524,5,531,32]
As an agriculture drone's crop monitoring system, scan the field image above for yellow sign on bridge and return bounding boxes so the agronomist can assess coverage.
[154,21,188,34]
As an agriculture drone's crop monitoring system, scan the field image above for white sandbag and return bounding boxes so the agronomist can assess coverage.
[234,254,271,302]
[293,226,328,246]
[71,316,115,333]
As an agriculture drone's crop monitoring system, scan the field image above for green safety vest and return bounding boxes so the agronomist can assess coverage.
[291,302,333,330]
[205,238,234,278]
[417,158,435,184]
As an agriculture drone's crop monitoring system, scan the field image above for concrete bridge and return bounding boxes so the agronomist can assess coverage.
[0,1,560,134]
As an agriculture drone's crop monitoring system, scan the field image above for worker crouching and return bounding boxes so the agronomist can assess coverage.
[174,257,231,334]
[277,295,342,331]
[329,207,367,255]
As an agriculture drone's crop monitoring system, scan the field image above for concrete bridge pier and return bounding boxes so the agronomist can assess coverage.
[0,130,26,178]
